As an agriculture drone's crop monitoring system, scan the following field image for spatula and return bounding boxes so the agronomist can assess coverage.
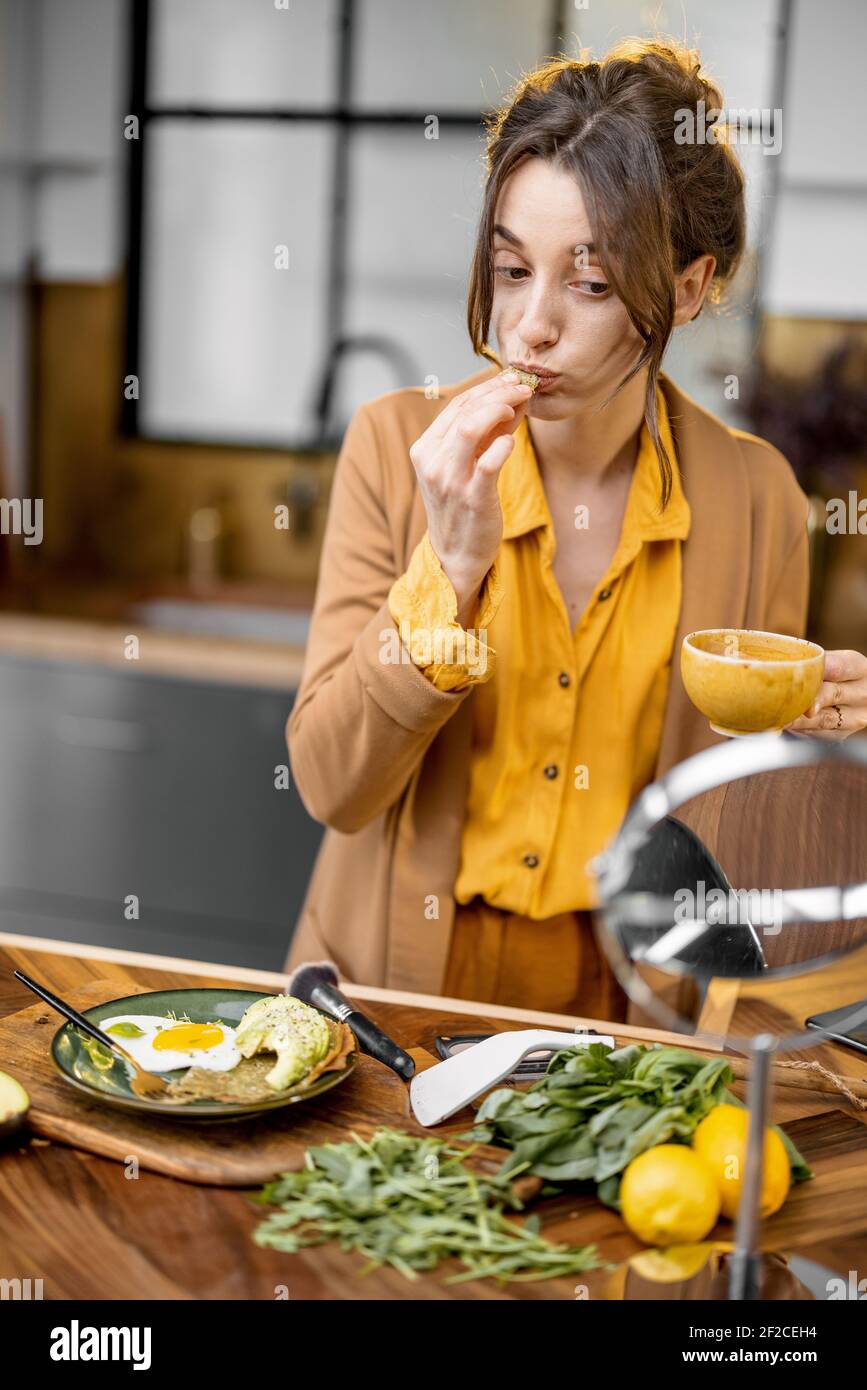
[409,1028,615,1127]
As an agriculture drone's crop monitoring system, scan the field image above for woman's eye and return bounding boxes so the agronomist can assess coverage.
[577,280,610,296]
[495,266,529,282]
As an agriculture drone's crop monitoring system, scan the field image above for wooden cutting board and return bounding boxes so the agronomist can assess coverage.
[0,980,470,1187]
[3,979,867,1246]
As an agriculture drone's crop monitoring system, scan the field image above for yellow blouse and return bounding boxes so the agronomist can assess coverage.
[388,388,690,913]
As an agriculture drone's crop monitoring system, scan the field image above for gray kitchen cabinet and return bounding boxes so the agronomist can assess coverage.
[0,653,322,969]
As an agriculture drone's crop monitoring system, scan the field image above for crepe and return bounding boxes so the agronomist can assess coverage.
[163,1018,354,1105]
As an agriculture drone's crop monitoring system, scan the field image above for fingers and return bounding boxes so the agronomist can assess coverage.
[822,648,867,685]
[784,702,859,738]
[427,373,532,444]
[808,679,867,717]
[474,430,517,480]
[446,397,526,474]
[804,676,867,719]
[785,655,867,737]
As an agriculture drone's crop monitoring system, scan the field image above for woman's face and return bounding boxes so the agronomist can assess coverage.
[490,156,645,415]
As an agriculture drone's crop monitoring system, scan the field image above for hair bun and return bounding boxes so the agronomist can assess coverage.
[609,39,724,113]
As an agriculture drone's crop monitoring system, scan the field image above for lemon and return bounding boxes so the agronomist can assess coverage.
[620,1144,720,1246]
[629,1242,727,1283]
[692,1104,791,1220]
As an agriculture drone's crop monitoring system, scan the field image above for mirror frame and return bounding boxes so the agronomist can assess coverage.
[592,732,867,1049]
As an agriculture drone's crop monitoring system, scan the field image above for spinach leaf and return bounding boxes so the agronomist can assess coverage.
[467,1043,812,1205]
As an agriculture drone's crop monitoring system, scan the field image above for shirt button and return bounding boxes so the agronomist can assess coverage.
[543,764,559,780]
[558,672,571,688]
[598,587,613,601]
[522,853,539,868]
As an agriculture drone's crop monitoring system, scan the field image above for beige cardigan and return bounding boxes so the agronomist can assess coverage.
[283,364,811,992]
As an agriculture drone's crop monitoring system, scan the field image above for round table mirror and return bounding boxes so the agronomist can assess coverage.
[591,732,867,1300]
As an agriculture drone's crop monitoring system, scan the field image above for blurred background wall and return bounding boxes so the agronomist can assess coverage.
[0,0,865,969]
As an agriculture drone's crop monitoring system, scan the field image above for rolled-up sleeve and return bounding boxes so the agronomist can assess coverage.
[387,532,503,691]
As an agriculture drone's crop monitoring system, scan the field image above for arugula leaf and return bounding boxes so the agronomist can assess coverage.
[253,1127,601,1284]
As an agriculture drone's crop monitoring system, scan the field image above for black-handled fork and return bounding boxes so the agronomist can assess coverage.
[13,970,169,1099]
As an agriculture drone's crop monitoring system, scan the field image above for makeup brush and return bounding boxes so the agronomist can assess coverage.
[286,960,415,1081]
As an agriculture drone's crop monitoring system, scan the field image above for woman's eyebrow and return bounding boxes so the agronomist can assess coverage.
[493,223,598,256]
[492,223,524,247]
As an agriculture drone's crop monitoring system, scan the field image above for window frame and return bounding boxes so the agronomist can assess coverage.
[122,0,565,451]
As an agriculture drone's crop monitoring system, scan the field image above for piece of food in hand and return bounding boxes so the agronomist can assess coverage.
[692,1103,791,1219]
[619,1144,720,1246]
[234,994,332,1091]
[0,1070,30,1141]
[500,367,540,391]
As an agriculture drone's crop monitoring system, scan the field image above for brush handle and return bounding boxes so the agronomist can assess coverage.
[308,980,416,1080]
[345,1012,416,1081]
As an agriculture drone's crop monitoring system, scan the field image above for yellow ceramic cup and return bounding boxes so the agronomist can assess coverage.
[681,628,825,737]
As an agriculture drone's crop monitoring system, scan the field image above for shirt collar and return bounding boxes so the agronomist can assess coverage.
[498,386,691,544]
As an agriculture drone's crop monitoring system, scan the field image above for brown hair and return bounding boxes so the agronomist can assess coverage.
[466,40,746,506]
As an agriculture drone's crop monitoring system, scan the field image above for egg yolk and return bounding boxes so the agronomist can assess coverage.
[152,1023,225,1052]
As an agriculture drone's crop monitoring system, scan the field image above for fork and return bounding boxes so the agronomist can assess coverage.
[13,970,170,1100]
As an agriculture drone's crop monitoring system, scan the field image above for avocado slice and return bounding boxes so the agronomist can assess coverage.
[0,1070,30,1142]
[235,995,332,1091]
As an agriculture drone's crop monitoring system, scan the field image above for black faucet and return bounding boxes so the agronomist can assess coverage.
[309,333,419,451]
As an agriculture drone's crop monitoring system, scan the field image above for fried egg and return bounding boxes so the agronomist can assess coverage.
[100,1014,241,1073]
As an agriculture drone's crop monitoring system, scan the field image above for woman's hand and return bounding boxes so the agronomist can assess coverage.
[409,371,534,617]
[784,649,867,739]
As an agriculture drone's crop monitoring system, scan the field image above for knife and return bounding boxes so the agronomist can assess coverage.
[410,1028,616,1127]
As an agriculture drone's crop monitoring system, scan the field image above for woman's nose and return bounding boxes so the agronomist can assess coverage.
[517,289,559,347]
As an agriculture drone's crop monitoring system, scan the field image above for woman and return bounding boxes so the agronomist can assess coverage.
[284,41,867,1017]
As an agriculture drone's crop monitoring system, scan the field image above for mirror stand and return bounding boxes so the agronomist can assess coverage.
[728,1034,774,1301]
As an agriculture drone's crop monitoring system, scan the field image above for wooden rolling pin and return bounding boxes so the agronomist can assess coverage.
[725,1054,867,1109]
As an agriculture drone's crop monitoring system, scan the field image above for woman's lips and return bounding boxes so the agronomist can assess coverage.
[532,374,560,393]
[511,364,560,392]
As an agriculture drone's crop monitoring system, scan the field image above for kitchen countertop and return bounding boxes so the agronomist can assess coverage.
[2,932,867,1300]
[0,613,305,689]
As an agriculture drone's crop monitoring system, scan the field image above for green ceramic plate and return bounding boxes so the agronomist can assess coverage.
[50,987,357,1120]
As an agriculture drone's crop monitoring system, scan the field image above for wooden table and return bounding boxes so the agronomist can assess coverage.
[2,932,867,1301]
